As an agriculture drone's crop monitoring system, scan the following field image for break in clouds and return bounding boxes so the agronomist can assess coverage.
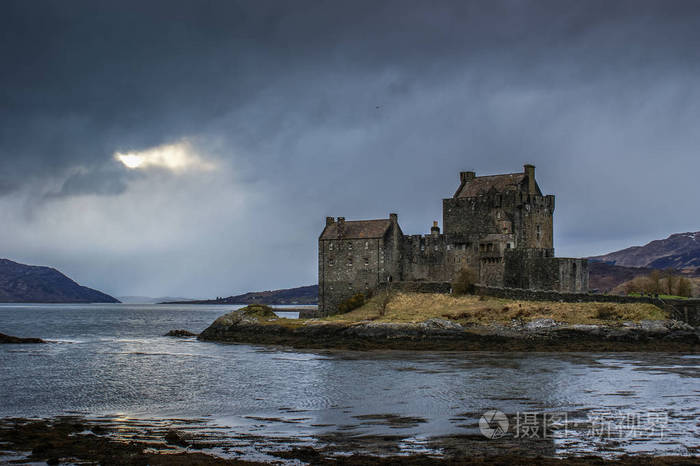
[1,0,699,297]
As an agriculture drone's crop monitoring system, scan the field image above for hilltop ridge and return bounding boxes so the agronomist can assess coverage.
[590,232,700,272]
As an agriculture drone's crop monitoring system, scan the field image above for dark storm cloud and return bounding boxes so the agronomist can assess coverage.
[1,0,699,296]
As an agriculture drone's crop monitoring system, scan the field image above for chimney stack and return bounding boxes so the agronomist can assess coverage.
[431,221,440,236]
[337,217,345,238]
[460,171,476,184]
[524,164,536,194]
[389,213,398,223]
[326,216,334,226]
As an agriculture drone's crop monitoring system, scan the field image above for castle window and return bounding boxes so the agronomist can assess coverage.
[329,243,333,251]
[348,242,353,250]
[364,258,369,266]
[536,225,542,240]
[347,258,353,266]
[447,245,452,250]
[329,258,334,266]
[365,242,369,249]
[420,245,425,251]
[434,245,439,251]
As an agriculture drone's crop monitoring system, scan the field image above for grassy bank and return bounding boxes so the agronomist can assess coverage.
[322,292,668,325]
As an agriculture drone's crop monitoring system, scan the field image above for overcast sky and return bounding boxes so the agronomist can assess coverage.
[1,0,699,298]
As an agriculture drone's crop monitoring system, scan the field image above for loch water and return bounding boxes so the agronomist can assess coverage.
[0,303,697,459]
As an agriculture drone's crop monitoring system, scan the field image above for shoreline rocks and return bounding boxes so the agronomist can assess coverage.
[0,332,45,344]
[198,310,699,352]
[164,329,198,337]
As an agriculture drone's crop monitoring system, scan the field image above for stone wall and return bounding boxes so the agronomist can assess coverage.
[503,250,587,293]
[557,258,589,293]
[669,301,700,327]
[401,234,450,282]
[515,194,555,249]
[319,236,384,315]
[442,190,554,252]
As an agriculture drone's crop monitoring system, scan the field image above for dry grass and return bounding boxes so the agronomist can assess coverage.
[322,292,668,325]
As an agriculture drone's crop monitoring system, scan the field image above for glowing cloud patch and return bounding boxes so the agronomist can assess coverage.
[115,141,214,172]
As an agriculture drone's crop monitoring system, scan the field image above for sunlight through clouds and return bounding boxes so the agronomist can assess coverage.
[114,140,215,172]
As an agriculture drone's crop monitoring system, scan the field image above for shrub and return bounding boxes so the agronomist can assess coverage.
[377,289,394,317]
[452,267,477,295]
[338,293,365,314]
[595,305,620,320]
[241,304,277,319]
[677,277,692,298]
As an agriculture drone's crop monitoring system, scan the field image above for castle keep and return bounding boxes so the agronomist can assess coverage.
[318,165,588,315]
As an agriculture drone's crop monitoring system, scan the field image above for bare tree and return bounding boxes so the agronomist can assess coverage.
[677,277,692,298]
[663,269,677,295]
[377,284,394,317]
[648,270,662,294]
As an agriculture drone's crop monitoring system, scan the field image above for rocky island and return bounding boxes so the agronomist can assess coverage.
[0,332,45,344]
[198,294,699,352]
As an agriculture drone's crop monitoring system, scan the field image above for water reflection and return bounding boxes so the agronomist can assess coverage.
[0,304,697,457]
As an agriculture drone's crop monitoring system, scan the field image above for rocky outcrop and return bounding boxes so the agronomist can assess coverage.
[198,311,699,352]
[0,332,45,344]
[164,329,198,337]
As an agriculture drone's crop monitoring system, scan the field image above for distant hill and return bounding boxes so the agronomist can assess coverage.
[589,231,700,272]
[588,262,656,293]
[588,231,700,294]
[0,259,119,303]
[162,285,318,305]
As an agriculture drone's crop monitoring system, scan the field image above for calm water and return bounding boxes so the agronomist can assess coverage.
[0,304,698,458]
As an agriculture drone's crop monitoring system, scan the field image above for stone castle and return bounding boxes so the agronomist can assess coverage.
[318,164,588,315]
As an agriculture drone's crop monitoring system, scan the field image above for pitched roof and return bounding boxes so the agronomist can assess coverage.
[454,173,527,198]
[320,219,392,240]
